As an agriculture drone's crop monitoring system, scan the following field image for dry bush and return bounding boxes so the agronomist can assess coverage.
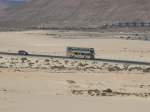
[123,64,130,70]
[0,88,7,92]
[128,67,142,71]
[71,90,85,95]
[51,65,65,70]
[101,63,109,67]
[103,88,113,93]
[107,66,121,72]
[28,62,35,66]
[21,57,28,63]
[64,60,69,64]
[35,60,39,63]
[143,68,150,73]
[44,59,50,62]
[78,62,88,67]
[88,89,100,96]
[66,80,76,84]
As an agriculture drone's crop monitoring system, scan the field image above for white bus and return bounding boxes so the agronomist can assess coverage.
[66,47,95,59]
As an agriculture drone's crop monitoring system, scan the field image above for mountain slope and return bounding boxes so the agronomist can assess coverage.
[1,0,150,28]
[0,0,26,17]
[0,0,25,6]
[0,1,9,17]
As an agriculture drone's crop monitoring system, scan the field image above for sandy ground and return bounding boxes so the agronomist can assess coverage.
[0,30,150,112]
[0,30,150,61]
[0,71,150,112]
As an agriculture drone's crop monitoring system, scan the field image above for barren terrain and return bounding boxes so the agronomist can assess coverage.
[0,30,150,112]
[1,71,150,112]
[0,30,150,61]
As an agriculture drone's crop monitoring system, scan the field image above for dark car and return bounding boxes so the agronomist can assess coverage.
[18,50,29,55]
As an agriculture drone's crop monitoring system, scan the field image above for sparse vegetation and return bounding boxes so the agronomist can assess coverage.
[0,55,149,73]
[21,57,27,63]
[103,88,113,93]
[66,80,76,84]
[78,62,89,67]
[0,88,7,92]
[71,88,150,97]
[44,59,49,62]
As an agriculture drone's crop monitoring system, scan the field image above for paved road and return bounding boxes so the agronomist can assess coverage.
[0,52,150,66]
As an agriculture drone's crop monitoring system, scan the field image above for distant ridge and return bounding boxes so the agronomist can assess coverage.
[0,0,25,6]
[0,0,25,17]
[1,0,150,30]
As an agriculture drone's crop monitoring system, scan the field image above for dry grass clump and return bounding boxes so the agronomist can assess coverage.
[107,65,122,72]
[128,66,143,72]
[71,90,86,95]
[143,68,150,73]
[123,64,130,70]
[87,89,101,96]
[103,88,113,93]
[51,65,65,70]
[0,88,7,92]
[71,88,150,97]
[28,62,34,66]
[66,80,76,84]
[0,55,150,73]
[44,59,50,62]
[21,57,28,63]
[64,60,69,64]
[35,60,39,63]
[78,62,89,67]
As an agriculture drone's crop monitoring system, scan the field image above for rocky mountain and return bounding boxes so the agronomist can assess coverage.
[1,0,150,29]
[0,0,26,17]
[0,0,25,6]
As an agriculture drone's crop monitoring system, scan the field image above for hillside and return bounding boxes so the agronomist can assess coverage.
[1,0,150,29]
[0,1,8,17]
[0,0,26,18]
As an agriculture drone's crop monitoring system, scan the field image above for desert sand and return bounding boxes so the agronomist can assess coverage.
[1,71,150,112]
[0,30,150,61]
[0,30,150,112]
[0,71,150,112]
